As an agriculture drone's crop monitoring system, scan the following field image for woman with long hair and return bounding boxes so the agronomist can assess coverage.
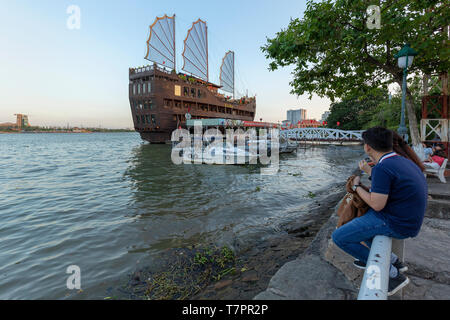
[391,131,426,172]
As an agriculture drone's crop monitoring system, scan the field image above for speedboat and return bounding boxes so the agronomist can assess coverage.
[181,142,258,165]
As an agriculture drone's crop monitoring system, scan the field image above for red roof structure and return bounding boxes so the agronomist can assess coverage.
[298,119,322,128]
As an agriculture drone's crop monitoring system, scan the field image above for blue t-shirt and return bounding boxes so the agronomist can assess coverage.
[370,153,428,237]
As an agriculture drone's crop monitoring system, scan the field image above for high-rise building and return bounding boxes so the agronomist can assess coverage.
[15,114,29,129]
[286,109,307,126]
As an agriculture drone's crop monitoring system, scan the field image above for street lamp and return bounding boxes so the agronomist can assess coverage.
[394,43,418,143]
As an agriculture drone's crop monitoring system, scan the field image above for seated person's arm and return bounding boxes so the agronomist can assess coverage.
[353,170,389,212]
[357,188,388,212]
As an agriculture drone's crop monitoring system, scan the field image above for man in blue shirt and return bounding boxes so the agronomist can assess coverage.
[332,127,428,296]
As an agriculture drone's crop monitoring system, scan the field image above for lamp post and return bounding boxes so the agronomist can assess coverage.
[394,44,418,143]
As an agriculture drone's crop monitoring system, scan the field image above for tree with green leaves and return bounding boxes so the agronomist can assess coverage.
[326,88,388,129]
[262,0,449,147]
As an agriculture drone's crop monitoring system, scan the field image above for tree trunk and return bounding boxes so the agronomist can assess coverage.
[395,76,420,146]
[405,90,421,146]
[405,90,425,160]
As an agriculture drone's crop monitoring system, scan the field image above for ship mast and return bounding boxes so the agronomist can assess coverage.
[173,14,176,72]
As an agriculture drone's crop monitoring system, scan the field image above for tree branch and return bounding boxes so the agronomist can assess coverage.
[363,42,401,81]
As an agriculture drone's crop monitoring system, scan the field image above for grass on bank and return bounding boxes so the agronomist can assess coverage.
[116,245,238,300]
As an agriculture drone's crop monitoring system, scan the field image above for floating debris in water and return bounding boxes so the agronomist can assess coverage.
[115,245,238,300]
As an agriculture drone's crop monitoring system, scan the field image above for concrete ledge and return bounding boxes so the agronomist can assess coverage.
[404,218,450,284]
[403,275,450,300]
[428,179,450,200]
[426,199,450,219]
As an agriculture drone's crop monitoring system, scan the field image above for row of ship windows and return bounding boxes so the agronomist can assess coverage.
[131,83,205,99]
[163,99,254,117]
[131,100,154,110]
[132,82,152,95]
[136,114,156,125]
[132,99,253,118]
[182,87,203,99]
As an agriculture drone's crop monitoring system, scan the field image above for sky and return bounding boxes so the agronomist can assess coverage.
[0,0,332,129]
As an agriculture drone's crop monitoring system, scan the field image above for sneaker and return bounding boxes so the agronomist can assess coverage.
[393,259,408,273]
[388,273,410,296]
[353,259,408,273]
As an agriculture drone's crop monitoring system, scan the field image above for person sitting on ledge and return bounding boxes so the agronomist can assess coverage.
[424,149,447,171]
[332,127,428,296]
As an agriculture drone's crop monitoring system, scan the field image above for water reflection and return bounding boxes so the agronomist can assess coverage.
[124,143,365,252]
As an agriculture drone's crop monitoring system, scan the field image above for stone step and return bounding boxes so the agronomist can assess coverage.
[427,180,450,200]
[426,199,450,219]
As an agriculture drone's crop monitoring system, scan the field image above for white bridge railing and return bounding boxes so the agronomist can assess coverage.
[280,128,364,141]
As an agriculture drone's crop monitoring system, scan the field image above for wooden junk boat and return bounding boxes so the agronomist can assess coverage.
[129,15,256,143]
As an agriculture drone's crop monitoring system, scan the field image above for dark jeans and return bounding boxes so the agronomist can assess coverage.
[332,209,409,264]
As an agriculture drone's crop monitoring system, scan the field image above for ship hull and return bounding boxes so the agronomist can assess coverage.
[129,65,256,144]
[139,131,171,144]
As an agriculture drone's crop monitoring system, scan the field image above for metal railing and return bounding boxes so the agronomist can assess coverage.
[280,128,364,141]
[358,237,404,300]
[130,64,174,76]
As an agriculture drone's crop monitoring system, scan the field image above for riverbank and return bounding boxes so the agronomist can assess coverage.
[0,130,134,134]
[254,174,450,300]
[0,131,93,134]
[114,181,350,300]
[192,183,348,300]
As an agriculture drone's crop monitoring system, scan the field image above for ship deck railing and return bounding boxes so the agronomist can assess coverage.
[130,64,174,76]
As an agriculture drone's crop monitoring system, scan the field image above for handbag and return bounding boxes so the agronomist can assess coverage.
[336,175,370,228]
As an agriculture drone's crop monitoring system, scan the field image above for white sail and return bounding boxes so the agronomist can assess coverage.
[220,51,234,96]
[145,14,176,69]
[182,19,208,81]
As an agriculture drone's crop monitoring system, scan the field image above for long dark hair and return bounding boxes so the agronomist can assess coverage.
[434,150,448,158]
[391,131,425,172]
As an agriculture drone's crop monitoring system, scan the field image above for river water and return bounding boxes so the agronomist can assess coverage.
[0,132,364,299]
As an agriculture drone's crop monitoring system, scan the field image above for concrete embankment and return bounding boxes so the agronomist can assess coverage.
[254,176,450,300]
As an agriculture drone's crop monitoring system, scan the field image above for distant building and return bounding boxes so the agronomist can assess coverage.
[321,111,330,122]
[0,122,16,128]
[286,109,307,126]
[15,114,29,129]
